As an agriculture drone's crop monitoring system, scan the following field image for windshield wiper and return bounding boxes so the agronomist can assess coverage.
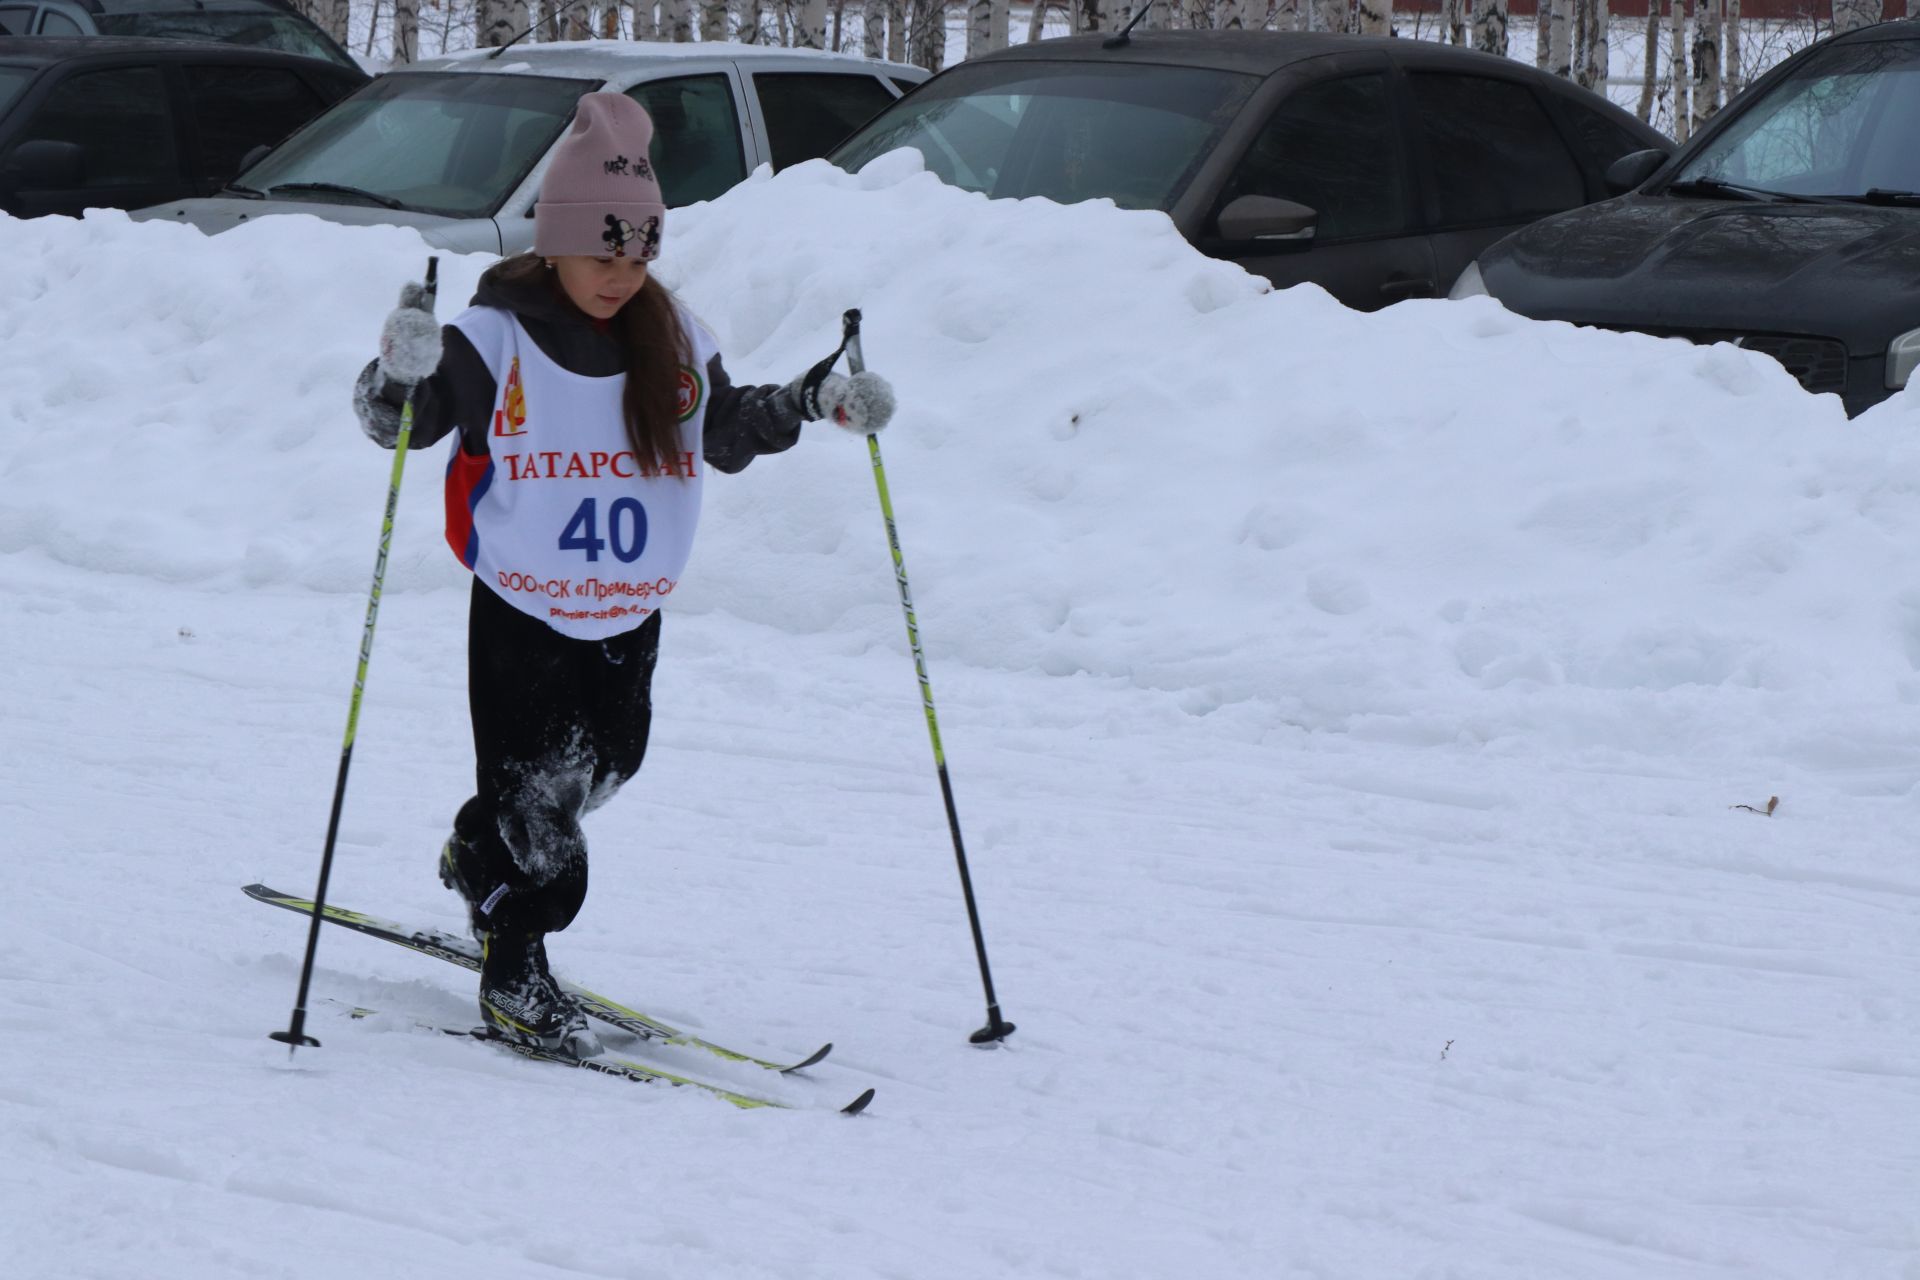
[219,181,266,199]
[1826,188,1920,207]
[1666,177,1811,203]
[267,181,404,210]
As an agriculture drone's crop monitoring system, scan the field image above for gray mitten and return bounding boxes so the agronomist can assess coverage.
[352,359,404,448]
[377,281,442,385]
[790,369,896,435]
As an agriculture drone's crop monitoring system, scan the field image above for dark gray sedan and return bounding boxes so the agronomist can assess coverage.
[830,29,1669,312]
[1458,19,1920,416]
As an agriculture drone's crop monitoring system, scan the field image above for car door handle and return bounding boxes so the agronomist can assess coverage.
[1380,276,1436,300]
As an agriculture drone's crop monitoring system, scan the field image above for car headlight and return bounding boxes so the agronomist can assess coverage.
[1888,327,1920,390]
[1448,261,1490,300]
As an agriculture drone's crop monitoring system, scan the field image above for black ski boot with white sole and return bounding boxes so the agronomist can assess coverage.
[478,930,601,1058]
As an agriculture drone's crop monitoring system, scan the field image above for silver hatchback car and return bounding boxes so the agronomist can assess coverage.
[135,40,926,252]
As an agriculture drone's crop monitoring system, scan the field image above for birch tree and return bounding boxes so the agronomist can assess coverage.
[662,0,692,39]
[1548,0,1571,79]
[1690,0,1721,135]
[1441,0,1465,45]
[565,2,595,38]
[393,0,419,61]
[967,0,992,55]
[1833,0,1882,35]
[1668,0,1689,142]
[890,0,908,57]
[797,0,830,45]
[700,0,728,39]
[477,0,526,45]
[1638,3,1660,120]
[1355,0,1390,37]
[1725,0,1742,98]
[313,0,350,41]
[865,0,887,54]
[910,0,944,66]
[1535,0,1549,69]
[1587,0,1608,92]
[1313,0,1346,34]
[1473,0,1508,56]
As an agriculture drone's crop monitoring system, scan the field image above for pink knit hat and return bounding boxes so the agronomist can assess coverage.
[535,93,666,260]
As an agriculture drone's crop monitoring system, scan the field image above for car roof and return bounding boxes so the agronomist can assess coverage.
[976,28,1589,79]
[1829,16,1920,42]
[404,37,925,80]
[0,33,340,66]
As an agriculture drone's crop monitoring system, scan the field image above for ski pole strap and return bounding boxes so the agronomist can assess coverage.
[798,308,861,420]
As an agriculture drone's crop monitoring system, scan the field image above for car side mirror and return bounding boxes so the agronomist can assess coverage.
[237,143,272,175]
[1,139,85,192]
[1216,195,1318,243]
[1605,148,1668,195]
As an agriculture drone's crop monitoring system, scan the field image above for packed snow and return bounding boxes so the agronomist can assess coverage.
[2,153,1916,1279]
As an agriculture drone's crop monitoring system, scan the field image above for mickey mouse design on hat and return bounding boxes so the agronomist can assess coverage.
[536,92,666,261]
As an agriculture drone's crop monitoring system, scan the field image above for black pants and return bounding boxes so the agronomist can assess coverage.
[453,579,662,936]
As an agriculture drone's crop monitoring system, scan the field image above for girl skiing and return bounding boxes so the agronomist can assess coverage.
[351,93,895,1055]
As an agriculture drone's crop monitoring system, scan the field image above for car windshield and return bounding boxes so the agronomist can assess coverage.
[95,12,356,69]
[0,63,32,115]
[1673,37,1920,199]
[240,71,595,218]
[830,59,1259,212]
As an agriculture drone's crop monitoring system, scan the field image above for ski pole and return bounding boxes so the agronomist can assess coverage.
[272,255,438,1054]
[837,308,1015,1046]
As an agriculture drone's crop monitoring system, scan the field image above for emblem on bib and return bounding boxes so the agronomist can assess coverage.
[493,357,527,437]
[675,364,703,423]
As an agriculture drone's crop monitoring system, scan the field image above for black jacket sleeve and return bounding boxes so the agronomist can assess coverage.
[700,351,810,475]
[351,325,498,456]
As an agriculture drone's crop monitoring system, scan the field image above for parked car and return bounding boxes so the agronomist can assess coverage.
[0,35,364,218]
[827,29,1670,311]
[1456,20,1920,416]
[0,0,359,71]
[134,40,929,254]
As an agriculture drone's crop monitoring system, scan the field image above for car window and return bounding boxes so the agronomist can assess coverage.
[625,74,745,206]
[0,64,32,113]
[94,11,355,69]
[1215,73,1409,241]
[241,71,592,217]
[0,7,35,34]
[8,65,180,188]
[40,10,83,34]
[185,65,324,183]
[754,72,895,170]
[1558,97,1654,171]
[1408,72,1587,226]
[832,60,1259,212]
[1677,38,1920,196]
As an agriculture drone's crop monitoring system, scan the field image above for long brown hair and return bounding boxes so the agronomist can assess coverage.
[493,253,692,476]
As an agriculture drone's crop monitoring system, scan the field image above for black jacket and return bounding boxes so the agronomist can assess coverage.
[355,262,809,474]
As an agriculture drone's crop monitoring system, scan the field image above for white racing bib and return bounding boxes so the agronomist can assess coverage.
[445,307,716,640]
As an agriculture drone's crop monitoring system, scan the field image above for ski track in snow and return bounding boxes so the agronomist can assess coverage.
[4,166,1920,1277]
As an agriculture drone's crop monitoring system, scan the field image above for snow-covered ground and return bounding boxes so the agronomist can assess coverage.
[4,155,1918,1278]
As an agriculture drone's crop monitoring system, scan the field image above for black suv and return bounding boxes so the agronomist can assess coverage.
[0,36,364,217]
[0,0,358,70]
[830,30,1670,311]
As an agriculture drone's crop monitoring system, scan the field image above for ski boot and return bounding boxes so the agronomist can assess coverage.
[438,834,500,939]
[477,929,601,1058]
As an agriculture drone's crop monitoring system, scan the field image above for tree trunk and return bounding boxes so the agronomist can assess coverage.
[1668,0,1689,142]
[968,0,991,54]
[865,0,886,54]
[1535,0,1549,69]
[1548,0,1571,78]
[477,0,528,45]
[890,0,909,56]
[1590,0,1609,91]
[313,0,349,42]
[700,0,728,38]
[1638,4,1659,120]
[1313,0,1346,33]
[1690,0,1721,135]
[1572,0,1589,85]
[1725,0,1742,99]
[1355,0,1389,36]
[566,3,596,38]
[911,0,945,65]
[1442,0,1464,44]
[392,0,417,61]
[1833,0,1881,35]
[1473,0,1507,55]
[662,0,692,39]
[797,0,830,44]
[1029,0,1049,41]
